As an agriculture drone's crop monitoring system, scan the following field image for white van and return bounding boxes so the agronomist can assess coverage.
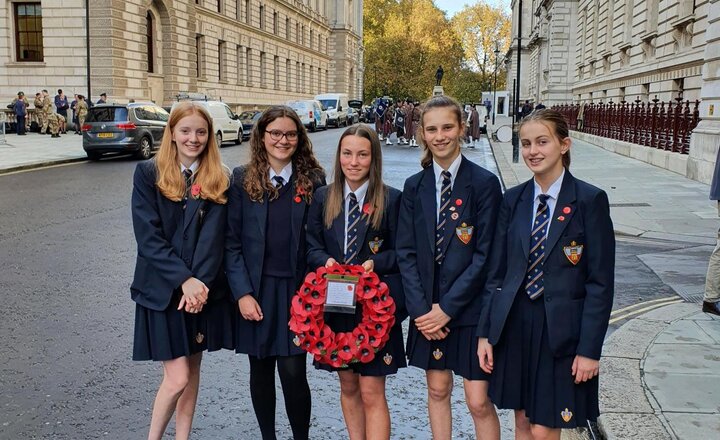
[314,93,350,128]
[171,100,243,145]
[287,100,328,131]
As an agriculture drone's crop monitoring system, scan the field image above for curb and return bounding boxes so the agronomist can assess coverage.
[598,302,702,440]
[0,156,87,175]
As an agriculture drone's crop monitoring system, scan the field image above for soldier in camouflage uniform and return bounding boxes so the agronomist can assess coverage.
[48,113,60,138]
[76,95,89,135]
[33,92,45,133]
[41,90,53,135]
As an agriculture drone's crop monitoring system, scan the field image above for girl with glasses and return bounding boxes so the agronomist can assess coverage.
[225,105,325,439]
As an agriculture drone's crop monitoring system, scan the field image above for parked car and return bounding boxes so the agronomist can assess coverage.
[238,110,262,139]
[346,108,360,125]
[82,102,169,160]
[287,100,327,131]
[348,100,363,122]
[170,100,243,145]
[315,93,349,127]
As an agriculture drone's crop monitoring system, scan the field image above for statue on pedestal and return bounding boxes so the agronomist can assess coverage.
[435,65,444,86]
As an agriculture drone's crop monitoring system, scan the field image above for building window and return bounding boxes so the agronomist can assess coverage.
[274,56,279,90]
[296,23,300,42]
[259,5,265,30]
[14,3,44,62]
[260,51,266,88]
[246,48,252,85]
[218,0,223,14]
[286,18,290,39]
[245,0,250,24]
[237,45,245,85]
[273,11,278,34]
[286,59,292,91]
[310,29,314,50]
[302,63,306,91]
[218,41,226,82]
[302,25,306,46]
[296,61,300,91]
[196,35,204,78]
[146,11,154,73]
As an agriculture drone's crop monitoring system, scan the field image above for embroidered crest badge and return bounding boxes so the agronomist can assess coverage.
[368,237,384,254]
[563,241,584,265]
[561,408,573,423]
[195,332,205,344]
[383,353,393,365]
[432,348,444,360]
[455,223,474,245]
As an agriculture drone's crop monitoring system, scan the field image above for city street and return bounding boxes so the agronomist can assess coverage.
[0,127,708,439]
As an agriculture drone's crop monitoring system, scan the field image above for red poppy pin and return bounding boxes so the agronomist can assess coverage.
[557,215,566,222]
[190,184,202,200]
[455,198,462,206]
[294,186,306,203]
[362,203,373,216]
[563,206,571,214]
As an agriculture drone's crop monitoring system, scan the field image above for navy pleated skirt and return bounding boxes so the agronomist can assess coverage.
[235,275,305,358]
[314,309,407,376]
[133,291,205,362]
[489,291,599,428]
[407,323,489,381]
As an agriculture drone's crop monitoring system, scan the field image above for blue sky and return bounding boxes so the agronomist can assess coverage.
[434,0,510,17]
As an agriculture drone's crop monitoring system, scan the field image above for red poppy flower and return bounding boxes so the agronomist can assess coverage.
[357,341,376,363]
[557,215,565,222]
[191,184,202,199]
[362,203,373,216]
[294,196,302,203]
[563,206,571,214]
[455,198,462,206]
[336,333,360,362]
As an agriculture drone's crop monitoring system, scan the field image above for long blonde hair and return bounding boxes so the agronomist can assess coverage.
[155,102,230,204]
[243,105,324,202]
[418,95,466,168]
[324,124,386,230]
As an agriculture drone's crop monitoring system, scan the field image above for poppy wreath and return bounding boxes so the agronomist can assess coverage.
[288,264,396,368]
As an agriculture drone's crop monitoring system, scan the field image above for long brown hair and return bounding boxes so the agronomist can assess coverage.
[324,124,386,230]
[519,108,571,169]
[155,102,229,204]
[418,95,465,168]
[243,105,324,202]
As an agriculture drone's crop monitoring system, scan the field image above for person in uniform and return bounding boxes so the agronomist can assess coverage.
[34,92,45,134]
[468,105,481,149]
[55,89,69,133]
[306,124,407,440]
[410,101,421,147]
[71,94,79,134]
[397,95,502,439]
[404,99,415,147]
[374,98,387,141]
[41,89,53,135]
[383,101,394,146]
[478,109,615,440]
[224,106,325,440]
[130,101,232,440]
[48,112,60,138]
[76,95,89,135]
[11,91,28,135]
[394,102,407,145]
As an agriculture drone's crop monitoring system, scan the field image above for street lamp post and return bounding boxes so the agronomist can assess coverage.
[492,44,500,126]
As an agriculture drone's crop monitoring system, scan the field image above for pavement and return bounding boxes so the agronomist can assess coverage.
[2,121,720,438]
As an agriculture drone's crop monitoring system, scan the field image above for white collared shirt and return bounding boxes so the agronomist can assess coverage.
[344,180,369,252]
[268,162,293,186]
[531,169,565,237]
[180,161,199,174]
[433,153,463,222]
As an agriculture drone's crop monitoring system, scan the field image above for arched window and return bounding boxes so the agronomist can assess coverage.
[146,11,154,73]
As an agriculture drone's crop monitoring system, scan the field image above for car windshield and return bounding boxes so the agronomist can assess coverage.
[86,107,129,122]
[239,111,257,119]
[318,99,337,110]
[288,102,309,111]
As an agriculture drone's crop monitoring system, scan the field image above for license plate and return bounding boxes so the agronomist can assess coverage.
[97,132,114,138]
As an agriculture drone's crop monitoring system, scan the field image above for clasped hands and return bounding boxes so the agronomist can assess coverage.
[178,277,209,314]
[415,304,451,340]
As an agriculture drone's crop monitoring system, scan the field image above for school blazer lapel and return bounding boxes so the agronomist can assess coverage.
[332,204,346,258]
[253,197,269,238]
[290,181,305,253]
[418,168,437,255]
[441,158,471,256]
[545,173,577,258]
[183,196,202,231]
[514,180,535,259]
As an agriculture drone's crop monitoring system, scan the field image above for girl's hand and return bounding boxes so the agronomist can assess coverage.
[572,355,600,384]
[325,258,338,268]
[420,326,450,341]
[415,304,451,333]
[184,303,203,314]
[178,277,208,310]
[361,260,374,272]
[238,295,263,321]
[477,338,494,374]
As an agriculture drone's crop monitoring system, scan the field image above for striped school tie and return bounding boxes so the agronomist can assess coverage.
[435,170,452,264]
[183,169,193,195]
[345,193,361,264]
[272,175,284,188]
[526,194,550,300]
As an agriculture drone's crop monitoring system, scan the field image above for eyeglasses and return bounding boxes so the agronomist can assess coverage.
[265,130,299,141]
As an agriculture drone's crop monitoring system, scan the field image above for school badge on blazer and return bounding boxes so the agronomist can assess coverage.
[561,408,573,423]
[455,223,474,245]
[195,332,205,344]
[563,241,584,265]
[293,335,301,346]
[383,353,393,365]
[368,237,384,254]
[432,348,443,360]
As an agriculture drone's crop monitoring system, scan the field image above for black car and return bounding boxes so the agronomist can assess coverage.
[82,103,169,160]
[239,110,262,140]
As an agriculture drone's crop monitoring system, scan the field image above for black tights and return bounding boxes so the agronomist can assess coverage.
[248,354,311,440]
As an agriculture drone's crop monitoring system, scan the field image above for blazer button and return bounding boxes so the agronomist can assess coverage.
[545,296,552,302]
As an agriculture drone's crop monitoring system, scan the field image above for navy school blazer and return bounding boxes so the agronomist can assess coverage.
[477,171,615,360]
[306,185,407,321]
[130,160,228,311]
[396,156,502,327]
[224,166,326,301]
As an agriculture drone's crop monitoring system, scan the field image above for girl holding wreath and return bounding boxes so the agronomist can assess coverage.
[396,95,502,439]
[306,124,407,440]
[224,106,325,440]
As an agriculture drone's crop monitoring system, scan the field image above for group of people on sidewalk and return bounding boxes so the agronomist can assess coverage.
[6,90,107,137]
[130,96,616,440]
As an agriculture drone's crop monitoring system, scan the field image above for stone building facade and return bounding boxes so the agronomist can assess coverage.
[509,0,720,183]
[0,0,363,110]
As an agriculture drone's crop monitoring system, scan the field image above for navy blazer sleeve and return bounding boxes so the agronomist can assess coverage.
[577,190,615,360]
[191,200,227,289]
[439,174,502,319]
[224,167,255,301]
[396,176,432,319]
[131,163,193,296]
[306,186,334,270]
[368,188,401,274]
[477,193,511,338]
